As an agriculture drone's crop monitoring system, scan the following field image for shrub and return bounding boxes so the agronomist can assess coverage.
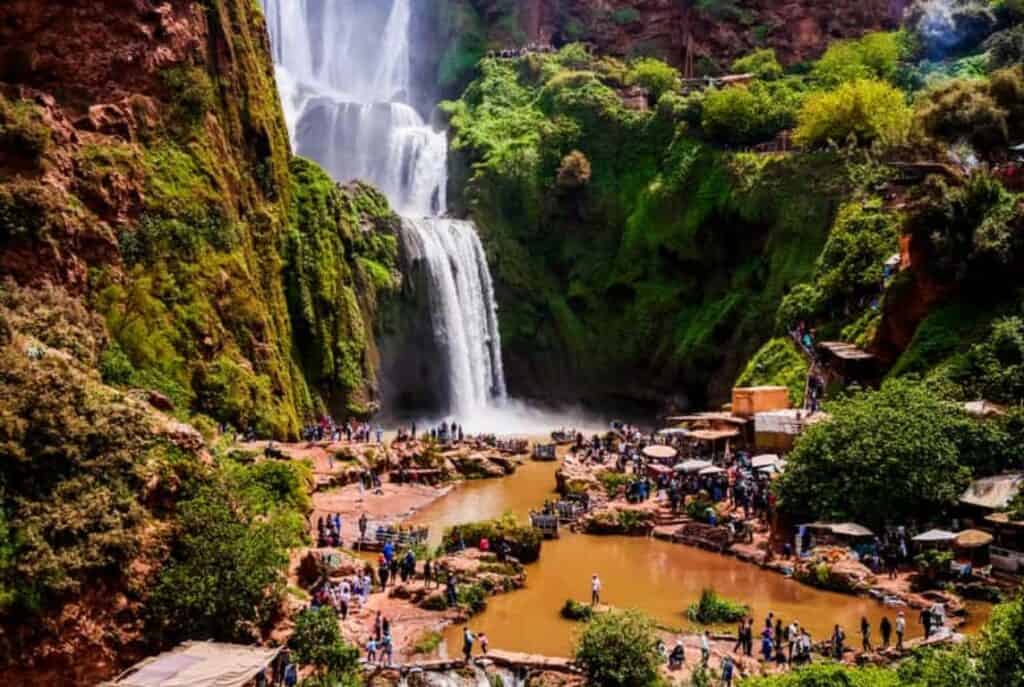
[557,150,592,188]
[916,66,1024,151]
[290,607,361,683]
[574,610,662,687]
[443,513,542,563]
[776,284,825,330]
[813,199,900,310]
[794,79,912,148]
[686,492,718,523]
[561,598,594,621]
[735,338,808,406]
[628,57,681,102]
[686,589,749,624]
[952,317,1024,405]
[732,49,783,81]
[701,81,801,145]
[914,548,954,583]
[411,630,442,655]
[812,32,904,86]
[457,582,488,614]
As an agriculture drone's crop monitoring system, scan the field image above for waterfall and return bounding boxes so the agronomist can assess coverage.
[262,0,507,418]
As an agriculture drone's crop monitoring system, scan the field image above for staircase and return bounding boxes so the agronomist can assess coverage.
[654,503,687,527]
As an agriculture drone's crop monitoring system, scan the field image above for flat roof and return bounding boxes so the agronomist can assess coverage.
[103,642,281,687]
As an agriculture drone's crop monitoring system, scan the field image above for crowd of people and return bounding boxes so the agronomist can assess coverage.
[301,417,383,444]
[487,42,559,59]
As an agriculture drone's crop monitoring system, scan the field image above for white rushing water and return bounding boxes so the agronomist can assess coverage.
[262,0,509,423]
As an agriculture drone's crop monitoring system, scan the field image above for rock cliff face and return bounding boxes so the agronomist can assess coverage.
[0,0,399,438]
[466,0,907,69]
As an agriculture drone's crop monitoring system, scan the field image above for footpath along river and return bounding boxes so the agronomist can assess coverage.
[407,456,991,658]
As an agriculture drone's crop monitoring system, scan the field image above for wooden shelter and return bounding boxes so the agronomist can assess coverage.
[731,387,790,418]
[984,513,1024,574]
[816,341,878,384]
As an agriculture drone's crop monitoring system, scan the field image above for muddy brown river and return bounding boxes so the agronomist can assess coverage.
[408,457,989,657]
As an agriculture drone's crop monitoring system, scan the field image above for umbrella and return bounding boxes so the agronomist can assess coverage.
[656,427,689,436]
[674,459,712,473]
[955,529,993,548]
[912,529,956,543]
[751,454,780,469]
[643,444,677,460]
[699,466,725,476]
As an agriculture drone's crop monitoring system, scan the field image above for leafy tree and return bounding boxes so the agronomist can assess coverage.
[701,81,802,145]
[953,317,1024,406]
[973,596,1024,687]
[290,607,360,685]
[628,57,681,102]
[775,379,974,529]
[916,66,1024,152]
[732,48,783,81]
[147,481,296,642]
[776,283,825,330]
[812,32,904,86]
[794,79,912,148]
[574,609,662,687]
[813,199,899,312]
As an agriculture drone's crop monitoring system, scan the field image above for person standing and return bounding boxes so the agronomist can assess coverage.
[880,616,892,649]
[896,611,906,651]
[720,654,734,687]
[479,632,489,656]
[701,630,711,666]
[462,625,475,663]
[831,624,845,659]
[761,628,774,662]
[860,616,872,652]
[921,607,933,639]
[591,573,602,606]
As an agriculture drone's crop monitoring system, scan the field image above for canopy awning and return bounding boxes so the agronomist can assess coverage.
[656,427,690,436]
[801,522,874,538]
[912,529,956,543]
[665,413,749,425]
[688,429,740,442]
[643,444,677,460]
[751,454,780,469]
[699,466,725,476]
[103,642,282,687]
[675,459,712,473]
[955,529,994,548]
[959,473,1024,510]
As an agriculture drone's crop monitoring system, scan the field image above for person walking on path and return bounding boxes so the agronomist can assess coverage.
[896,611,906,651]
[591,573,602,606]
[880,616,892,649]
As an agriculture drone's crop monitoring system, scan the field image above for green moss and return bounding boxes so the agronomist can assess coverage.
[735,338,809,406]
[0,95,50,160]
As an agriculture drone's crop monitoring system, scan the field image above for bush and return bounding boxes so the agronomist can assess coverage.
[701,81,802,145]
[574,610,662,687]
[812,32,904,86]
[952,317,1024,405]
[628,57,681,102]
[147,480,297,642]
[916,66,1024,152]
[732,49,783,81]
[776,283,825,331]
[598,471,632,497]
[290,607,360,682]
[561,598,594,621]
[686,492,718,523]
[813,199,900,310]
[914,549,954,583]
[794,79,912,148]
[686,588,749,624]
[735,337,809,406]
[557,150,592,188]
[443,513,542,563]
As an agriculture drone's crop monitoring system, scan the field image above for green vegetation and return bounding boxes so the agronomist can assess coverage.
[732,49,783,81]
[628,57,680,102]
[561,598,594,621]
[443,513,543,563]
[775,378,1016,529]
[735,338,809,406]
[574,610,662,687]
[811,32,905,87]
[916,65,1024,152]
[289,607,361,686]
[411,630,443,655]
[794,79,913,148]
[685,588,749,624]
[0,95,50,160]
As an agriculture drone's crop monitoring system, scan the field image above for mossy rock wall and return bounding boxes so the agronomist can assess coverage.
[446,51,847,409]
[0,0,399,438]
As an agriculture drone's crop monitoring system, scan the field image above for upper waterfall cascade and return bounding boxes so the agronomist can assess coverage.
[262,0,507,417]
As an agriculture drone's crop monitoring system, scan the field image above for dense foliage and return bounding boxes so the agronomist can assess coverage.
[775,379,990,529]
[573,609,662,687]
[443,513,543,563]
[289,607,361,686]
[685,588,749,625]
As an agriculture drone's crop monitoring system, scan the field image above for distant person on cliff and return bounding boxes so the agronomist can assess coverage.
[591,574,601,606]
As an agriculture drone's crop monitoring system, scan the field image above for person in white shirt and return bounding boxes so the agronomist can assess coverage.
[591,574,602,606]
